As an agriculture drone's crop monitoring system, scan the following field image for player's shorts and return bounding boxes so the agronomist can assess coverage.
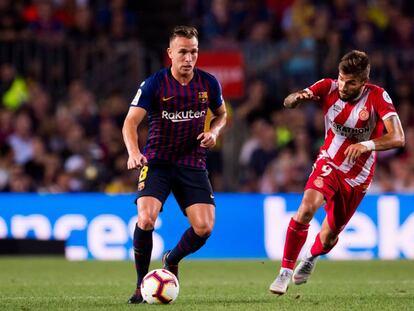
[305,157,366,233]
[135,160,215,214]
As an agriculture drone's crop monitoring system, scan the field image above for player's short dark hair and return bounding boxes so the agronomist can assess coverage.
[169,25,198,42]
[339,50,370,80]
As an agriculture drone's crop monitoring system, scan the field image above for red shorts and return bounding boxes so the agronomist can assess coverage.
[305,157,366,233]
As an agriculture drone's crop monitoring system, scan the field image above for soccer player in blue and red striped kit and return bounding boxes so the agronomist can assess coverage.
[122,25,227,304]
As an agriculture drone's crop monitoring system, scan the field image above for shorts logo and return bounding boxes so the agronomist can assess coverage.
[198,91,208,103]
[314,176,324,188]
[210,194,215,199]
[358,108,369,121]
[138,182,145,191]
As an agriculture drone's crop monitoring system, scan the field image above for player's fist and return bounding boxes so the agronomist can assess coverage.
[284,90,320,109]
[127,153,148,169]
[344,143,369,164]
[197,131,217,148]
[295,90,320,102]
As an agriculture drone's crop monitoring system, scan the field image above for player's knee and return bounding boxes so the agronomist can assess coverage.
[296,200,319,223]
[137,215,157,230]
[295,207,315,224]
[193,223,214,237]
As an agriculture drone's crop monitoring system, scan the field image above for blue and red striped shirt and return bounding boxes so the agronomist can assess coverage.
[130,67,224,169]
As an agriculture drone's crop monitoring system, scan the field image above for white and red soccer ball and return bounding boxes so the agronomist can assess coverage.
[140,269,179,304]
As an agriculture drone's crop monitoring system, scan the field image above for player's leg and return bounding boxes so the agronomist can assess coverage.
[163,203,214,277]
[128,162,171,304]
[163,167,215,278]
[134,197,162,285]
[269,189,325,295]
[312,216,339,256]
[292,217,338,285]
[284,188,325,269]
[293,184,365,285]
[128,196,162,304]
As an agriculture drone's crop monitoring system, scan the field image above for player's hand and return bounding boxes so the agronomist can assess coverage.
[197,131,217,148]
[285,90,320,108]
[127,153,147,170]
[295,90,320,102]
[344,143,369,164]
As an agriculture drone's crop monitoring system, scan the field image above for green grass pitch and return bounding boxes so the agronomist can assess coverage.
[0,257,413,310]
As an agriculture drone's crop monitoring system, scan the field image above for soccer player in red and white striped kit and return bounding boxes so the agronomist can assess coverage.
[269,50,405,295]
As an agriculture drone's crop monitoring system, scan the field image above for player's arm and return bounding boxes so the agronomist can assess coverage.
[122,107,148,169]
[344,116,405,163]
[283,89,320,109]
[198,103,227,148]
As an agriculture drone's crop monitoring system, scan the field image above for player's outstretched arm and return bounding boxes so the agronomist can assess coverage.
[344,116,405,163]
[284,90,320,109]
[122,107,148,169]
[198,104,227,148]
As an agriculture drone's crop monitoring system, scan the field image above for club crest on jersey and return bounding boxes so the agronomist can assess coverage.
[314,176,324,188]
[198,91,208,103]
[358,108,369,121]
[138,182,145,191]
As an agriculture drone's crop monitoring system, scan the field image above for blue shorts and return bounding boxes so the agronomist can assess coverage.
[136,160,215,215]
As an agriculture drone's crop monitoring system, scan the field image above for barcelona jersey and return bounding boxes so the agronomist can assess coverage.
[130,67,224,169]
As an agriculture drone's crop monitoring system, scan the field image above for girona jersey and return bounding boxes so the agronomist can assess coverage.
[130,67,224,169]
[306,78,398,190]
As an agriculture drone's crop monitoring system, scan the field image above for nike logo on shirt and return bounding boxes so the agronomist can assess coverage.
[162,96,175,101]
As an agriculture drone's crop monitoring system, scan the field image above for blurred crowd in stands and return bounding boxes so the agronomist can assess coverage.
[0,0,414,194]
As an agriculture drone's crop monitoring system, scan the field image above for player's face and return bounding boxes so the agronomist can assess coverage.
[168,36,198,78]
[338,71,366,102]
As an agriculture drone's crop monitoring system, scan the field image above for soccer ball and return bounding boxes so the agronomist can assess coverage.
[140,269,179,304]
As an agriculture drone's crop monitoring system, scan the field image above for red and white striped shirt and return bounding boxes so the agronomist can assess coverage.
[307,79,398,191]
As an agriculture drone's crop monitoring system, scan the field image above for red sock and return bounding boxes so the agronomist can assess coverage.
[310,233,338,257]
[281,218,310,269]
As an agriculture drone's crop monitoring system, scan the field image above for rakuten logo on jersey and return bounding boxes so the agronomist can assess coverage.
[162,110,206,122]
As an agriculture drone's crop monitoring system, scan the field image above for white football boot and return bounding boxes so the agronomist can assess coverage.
[292,256,318,285]
[269,269,293,295]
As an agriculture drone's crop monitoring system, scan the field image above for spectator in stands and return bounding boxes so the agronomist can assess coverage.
[202,0,238,48]
[0,63,29,111]
[7,111,34,165]
[242,21,281,93]
[245,118,278,192]
[0,108,13,146]
[24,136,47,184]
[0,0,413,193]
[0,143,13,191]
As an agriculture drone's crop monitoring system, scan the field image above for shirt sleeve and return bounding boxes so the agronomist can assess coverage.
[306,78,333,98]
[130,76,156,110]
[373,88,398,120]
[208,77,224,111]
